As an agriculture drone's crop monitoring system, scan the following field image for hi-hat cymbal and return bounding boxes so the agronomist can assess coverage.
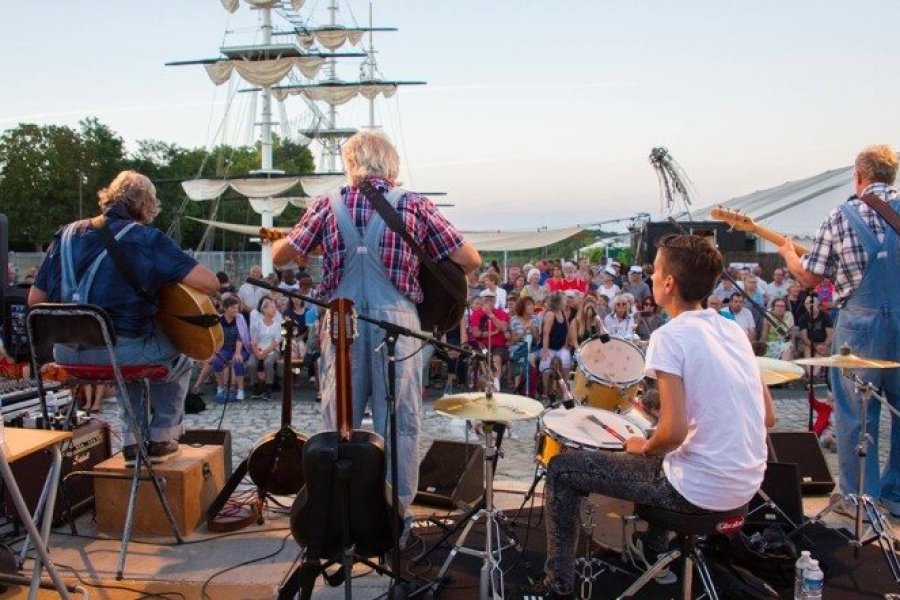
[795,353,900,369]
[756,357,805,386]
[433,392,544,422]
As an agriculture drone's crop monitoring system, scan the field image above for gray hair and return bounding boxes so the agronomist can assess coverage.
[342,130,400,186]
[98,170,160,224]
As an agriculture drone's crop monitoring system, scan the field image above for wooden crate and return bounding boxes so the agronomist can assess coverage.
[94,444,225,536]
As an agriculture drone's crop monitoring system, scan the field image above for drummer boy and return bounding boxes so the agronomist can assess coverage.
[533,234,775,599]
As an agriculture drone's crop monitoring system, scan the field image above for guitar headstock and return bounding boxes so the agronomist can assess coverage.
[710,206,757,232]
[328,298,358,344]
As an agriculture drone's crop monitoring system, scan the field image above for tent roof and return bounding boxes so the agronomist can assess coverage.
[678,165,853,244]
[186,217,591,252]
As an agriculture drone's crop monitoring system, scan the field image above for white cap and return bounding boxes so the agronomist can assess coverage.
[629,266,643,274]
[604,266,617,276]
[479,288,496,297]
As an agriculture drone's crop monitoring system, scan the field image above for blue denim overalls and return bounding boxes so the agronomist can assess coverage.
[831,199,900,511]
[318,189,423,514]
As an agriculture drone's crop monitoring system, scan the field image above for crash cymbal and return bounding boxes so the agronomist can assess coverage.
[433,392,544,422]
[794,352,900,370]
[756,357,805,386]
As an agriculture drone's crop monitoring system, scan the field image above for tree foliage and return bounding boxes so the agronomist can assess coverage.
[0,118,316,251]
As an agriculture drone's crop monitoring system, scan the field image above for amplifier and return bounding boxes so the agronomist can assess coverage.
[3,420,111,525]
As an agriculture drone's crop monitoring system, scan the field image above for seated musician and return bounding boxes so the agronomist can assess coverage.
[533,234,775,599]
[28,170,219,464]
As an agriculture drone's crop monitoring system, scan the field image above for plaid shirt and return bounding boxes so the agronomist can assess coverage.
[801,182,897,307]
[287,178,465,302]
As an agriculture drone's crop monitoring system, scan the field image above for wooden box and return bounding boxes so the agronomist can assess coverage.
[94,444,225,536]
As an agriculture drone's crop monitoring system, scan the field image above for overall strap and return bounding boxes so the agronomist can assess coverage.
[361,188,405,254]
[329,190,363,251]
[60,220,139,303]
[840,203,882,257]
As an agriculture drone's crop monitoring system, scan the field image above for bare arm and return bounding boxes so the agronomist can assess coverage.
[627,371,689,455]
[762,375,776,428]
[27,286,47,307]
[271,238,302,269]
[182,264,219,294]
[778,238,824,289]
[449,242,482,275]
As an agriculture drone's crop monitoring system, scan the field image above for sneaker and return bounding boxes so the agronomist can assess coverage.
[226,389,238,403]
[213,389,227,404]
[148,440,180,463]
[626,532,677,585]
[235,388,245,401]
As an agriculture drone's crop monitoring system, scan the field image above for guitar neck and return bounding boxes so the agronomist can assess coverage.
[281,321,295,428]
[330,299,355,441]
[710,208,810,256]
[749,224,810,256]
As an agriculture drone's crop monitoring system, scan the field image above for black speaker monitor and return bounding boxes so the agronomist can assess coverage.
[748,461,805,528]
[767,431,835,495]
[415,440,484,509]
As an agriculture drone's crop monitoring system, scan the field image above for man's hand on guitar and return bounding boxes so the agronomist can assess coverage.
[258,227,286,244]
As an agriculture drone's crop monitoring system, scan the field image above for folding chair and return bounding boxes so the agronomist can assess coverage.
[27,303,184,580]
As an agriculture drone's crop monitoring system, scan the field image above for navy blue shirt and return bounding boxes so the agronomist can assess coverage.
[34,205,198,336]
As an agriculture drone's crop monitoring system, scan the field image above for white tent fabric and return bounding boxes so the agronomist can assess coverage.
[204,57,325,86]
[185,217,589,252]
[297,29,365,51]
[272,83,398,105]
[248,198,290,216]
[181,175,343,202]
[221,0,304,13]
[679,166,854,250]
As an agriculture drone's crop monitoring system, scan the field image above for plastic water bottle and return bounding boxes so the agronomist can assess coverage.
[802,558,824,599]
[794,550,812,599]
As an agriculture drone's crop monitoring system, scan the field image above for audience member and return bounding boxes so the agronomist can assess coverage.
[723,292,756,340]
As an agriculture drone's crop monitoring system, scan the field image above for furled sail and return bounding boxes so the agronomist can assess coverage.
[181,174,343,205]
[272,81,399,105]
[296,27,365,50]
[221,0,305,14]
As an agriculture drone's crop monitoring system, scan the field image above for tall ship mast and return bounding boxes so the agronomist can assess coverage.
[168,0,424,274]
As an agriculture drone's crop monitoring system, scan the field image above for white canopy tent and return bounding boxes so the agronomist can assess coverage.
[677,166,854,250]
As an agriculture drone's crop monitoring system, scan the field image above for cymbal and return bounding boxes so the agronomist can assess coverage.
[795,353,900,369]
[756,357,805,386]
[433,392,544,422]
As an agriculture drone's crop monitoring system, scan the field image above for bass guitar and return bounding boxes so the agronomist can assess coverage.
[156,282,223,361]
[290,298,396,560]
[247,319,307,497]
[710,206,810,256]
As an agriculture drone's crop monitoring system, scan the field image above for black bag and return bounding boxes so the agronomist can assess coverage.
[708,526,798,588]
[705,558,780,599]
[185,392,206,414]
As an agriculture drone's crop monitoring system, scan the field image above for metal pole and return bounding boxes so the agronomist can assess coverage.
[259,5,275,275]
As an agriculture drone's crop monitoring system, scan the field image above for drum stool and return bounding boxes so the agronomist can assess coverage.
[617,503,748,600]
[27,303,184,580]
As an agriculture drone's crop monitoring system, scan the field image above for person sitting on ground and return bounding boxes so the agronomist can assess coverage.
[211,296,251,403]
[469,288,509,390]
[635,296,665,340]
[533,234,774,599]
[480,271,507,310]
[797,294,833,379]
[238,264,268,315]
[558,262,588,294]
[767,268,791,304]
[248,296,284,399]
[723,292,756,340]
[521,268,549,305]
[604,293,636,339]
[539,292,571,401]
[567,294,601,348]
[597,267,621,301]
[761,297,795,360]
[508,296,541,395]
[545,263,565,292]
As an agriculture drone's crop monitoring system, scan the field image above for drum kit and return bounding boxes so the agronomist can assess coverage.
[428,336,900,597]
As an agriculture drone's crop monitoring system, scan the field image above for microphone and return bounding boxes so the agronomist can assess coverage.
[593,315,611,343]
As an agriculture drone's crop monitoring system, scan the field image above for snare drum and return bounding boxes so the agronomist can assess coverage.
[573,338,646,410]
[620,403,657,435]
[534,406,648,467]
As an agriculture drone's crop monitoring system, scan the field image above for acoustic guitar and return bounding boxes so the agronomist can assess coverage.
[247,319,307,496]
[290,298,397,560]
[155,282,223,361]
[710,206,810,256]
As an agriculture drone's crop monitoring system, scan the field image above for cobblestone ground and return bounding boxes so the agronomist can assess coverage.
[92,374,890,494]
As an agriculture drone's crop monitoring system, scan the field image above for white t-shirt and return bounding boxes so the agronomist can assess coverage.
[644,309,767,511]
[238,282,268,312]
[597,283,620,302]
[728,307,756,337]
[251,312,284,350]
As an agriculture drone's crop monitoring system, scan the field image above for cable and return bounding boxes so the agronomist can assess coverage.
[46,561,187,599]
[200,531,292,600]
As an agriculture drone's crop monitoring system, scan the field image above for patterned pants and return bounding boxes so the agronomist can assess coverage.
[545,450,709,594]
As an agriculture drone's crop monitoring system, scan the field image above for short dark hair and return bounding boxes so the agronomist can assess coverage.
[656,234,723,302]
[730,292,743,302]
[222,296,241,310]
[216,271,230,284]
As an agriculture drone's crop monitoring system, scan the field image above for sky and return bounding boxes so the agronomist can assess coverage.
[3,0,900,231]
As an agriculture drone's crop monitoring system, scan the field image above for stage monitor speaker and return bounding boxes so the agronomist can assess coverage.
[748,461,805,528]
[3,419,111,526]
[180,429,233,477]
[415,440,484,509]
[767,431,835,495]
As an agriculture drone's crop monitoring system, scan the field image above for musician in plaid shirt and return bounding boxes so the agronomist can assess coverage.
[780,144,900,517]
[272,131,480,528]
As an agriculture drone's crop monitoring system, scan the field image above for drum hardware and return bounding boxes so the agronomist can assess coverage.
[573,338,645,411]
[791,347,900,582]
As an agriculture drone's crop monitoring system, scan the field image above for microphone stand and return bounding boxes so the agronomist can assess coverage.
[248,278,476,599]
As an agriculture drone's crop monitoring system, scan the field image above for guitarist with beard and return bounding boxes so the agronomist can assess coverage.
[29,170,219,463]
[271,131,480,537]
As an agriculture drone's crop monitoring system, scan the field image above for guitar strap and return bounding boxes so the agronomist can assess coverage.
[358,181,465,302]
[859,193,900,237]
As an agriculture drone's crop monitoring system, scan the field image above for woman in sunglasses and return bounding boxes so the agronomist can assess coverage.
[604,293,636,339]
[636,296,664,340]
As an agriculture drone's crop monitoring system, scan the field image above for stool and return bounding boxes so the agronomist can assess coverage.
[27,303,184,580]
[617,503,748,600]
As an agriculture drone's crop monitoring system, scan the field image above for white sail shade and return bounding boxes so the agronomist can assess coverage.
[272,83,398,105]
[221,0,305,13]
[204,56,324,86]
[297,29,365,51]
[181,175,343,203]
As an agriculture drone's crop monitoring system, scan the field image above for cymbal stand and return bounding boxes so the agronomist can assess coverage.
[427,421,517,599]
[801,370,900,582]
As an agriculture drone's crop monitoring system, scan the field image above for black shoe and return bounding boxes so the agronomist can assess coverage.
[522,575,574,600]
[148,440,180,463]
[122,444,140,466]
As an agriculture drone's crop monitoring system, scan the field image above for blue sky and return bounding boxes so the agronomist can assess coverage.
[3,1,898,230]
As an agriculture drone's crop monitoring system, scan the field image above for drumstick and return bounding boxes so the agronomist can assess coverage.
[587,413,627,443]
